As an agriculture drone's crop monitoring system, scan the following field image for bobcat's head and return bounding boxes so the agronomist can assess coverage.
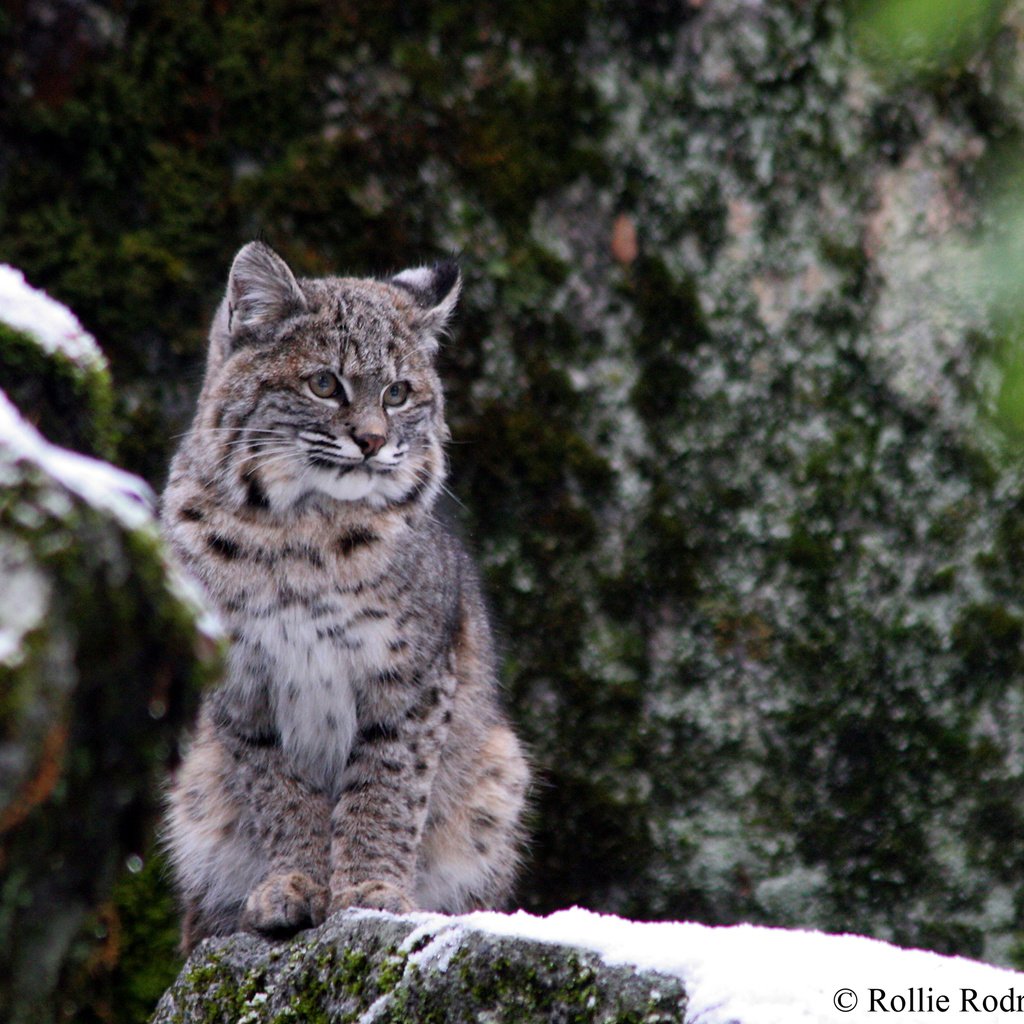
[192,242,459,515]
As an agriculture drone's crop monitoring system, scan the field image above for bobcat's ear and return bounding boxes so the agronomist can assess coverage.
[391,260,461,352]
[226,242,306,337]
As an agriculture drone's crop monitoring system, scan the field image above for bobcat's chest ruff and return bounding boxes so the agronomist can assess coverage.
[230,541,402,793]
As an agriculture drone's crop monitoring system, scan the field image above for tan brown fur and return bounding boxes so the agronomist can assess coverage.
[161,243,528,952]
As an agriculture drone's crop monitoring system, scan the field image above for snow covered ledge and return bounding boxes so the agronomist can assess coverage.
[153,906,1024,1023]
[0,264,118,458]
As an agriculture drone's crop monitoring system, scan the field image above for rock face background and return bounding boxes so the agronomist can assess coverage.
[5,0,1024,1019]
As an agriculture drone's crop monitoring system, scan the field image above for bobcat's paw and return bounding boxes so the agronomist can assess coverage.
[329,880,414,916]
[242,871,328,938]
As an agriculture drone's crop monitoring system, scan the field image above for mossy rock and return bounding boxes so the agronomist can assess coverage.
[153,905,1024,1024]
[152,911,689,1024]
[0,384,220,1023]
[0,265,118,460]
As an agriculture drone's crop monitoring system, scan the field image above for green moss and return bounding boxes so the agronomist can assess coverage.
[452,77,604,228]
[633,485,704,607]
[951,602,1024,697]
[915,564,957,596]
[177,953,245,1024]
[311,943,367,1001]
[851,0,1005,86]
[177,953,275,1023]
[374,949,407,994]
[280,961,334,1024]
[784,523,837,575]
[88,851,182,1024]
[414,945,653,1024]
[927,500,974,546]
[624,258,708,425]
[0,322,117,459]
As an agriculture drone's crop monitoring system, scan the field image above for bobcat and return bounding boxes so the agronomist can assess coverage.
[161,242,529,952]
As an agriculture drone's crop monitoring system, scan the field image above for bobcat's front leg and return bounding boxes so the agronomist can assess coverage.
[328,671,452,914]
[211,701,332,937]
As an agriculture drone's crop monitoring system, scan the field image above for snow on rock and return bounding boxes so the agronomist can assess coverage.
[155,905,1024,1024]
[0,263,117,460]
[467,906,1024,1024]
[0,390,220,639]
[0,264,107,372]
[0,538,51,666]
[0,390,152,527]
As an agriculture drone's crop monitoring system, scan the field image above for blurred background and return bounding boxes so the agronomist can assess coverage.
[6,0,1024,1018]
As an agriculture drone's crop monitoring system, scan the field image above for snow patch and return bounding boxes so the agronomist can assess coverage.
[0,539,51,665]
[400,915,465,974]
[0,391,153,530]
[0,392,220,643]
[463,906,1024,1024]
[0,264,108,372]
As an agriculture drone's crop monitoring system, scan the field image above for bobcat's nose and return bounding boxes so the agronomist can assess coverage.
[353,432,386,458]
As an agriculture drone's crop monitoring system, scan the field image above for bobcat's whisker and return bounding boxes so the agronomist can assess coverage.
[179,425,296,441]
[219,438,296,453]
[251,450,304,471]
[211,443,296,469]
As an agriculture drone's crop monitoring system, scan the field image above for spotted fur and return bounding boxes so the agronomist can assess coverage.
[161,242,529,952]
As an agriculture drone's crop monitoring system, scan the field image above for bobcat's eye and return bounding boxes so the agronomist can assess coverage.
[382,381,411,408]
[308,371,340,399]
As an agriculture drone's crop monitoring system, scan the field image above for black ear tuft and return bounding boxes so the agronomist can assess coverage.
[428,259,460,307]
[390,259,462,353]
[391,259,461,306]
